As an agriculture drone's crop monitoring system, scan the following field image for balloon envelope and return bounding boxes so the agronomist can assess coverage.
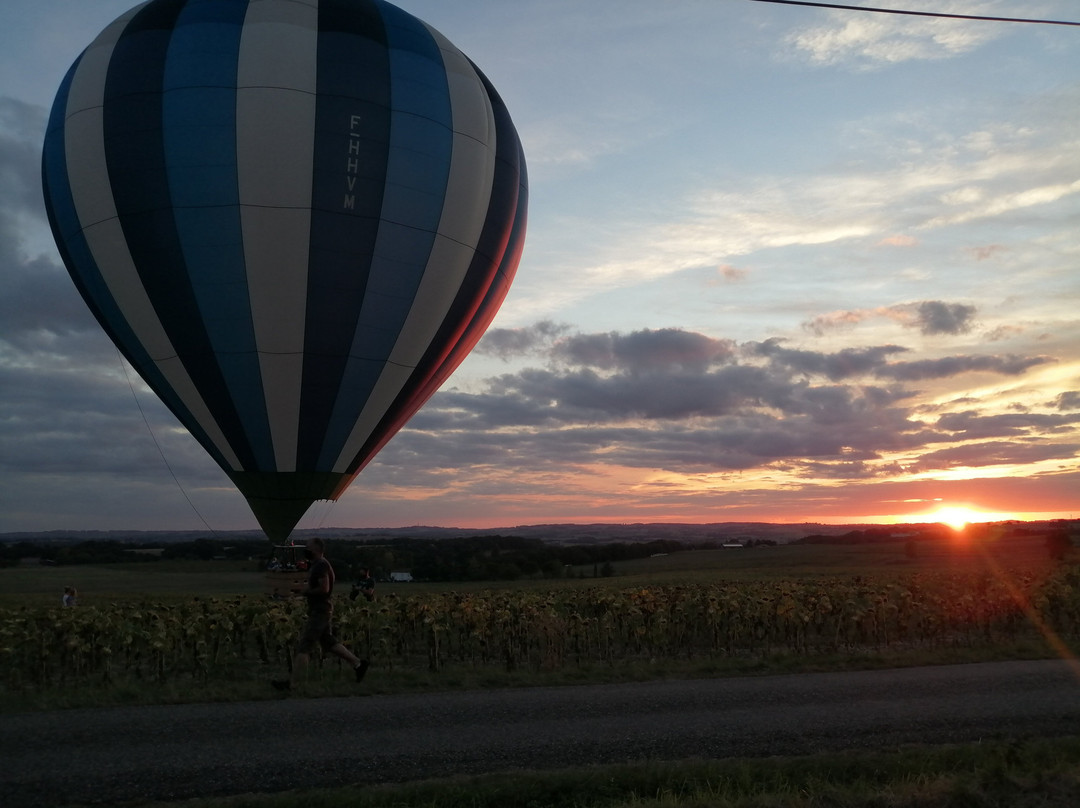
[42,0,527,540]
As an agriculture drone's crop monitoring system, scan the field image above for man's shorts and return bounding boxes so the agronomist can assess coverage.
[296,610,339,654]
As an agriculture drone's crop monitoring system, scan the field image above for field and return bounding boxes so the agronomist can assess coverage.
[4,534,1079,807]
[2,533,1077,711]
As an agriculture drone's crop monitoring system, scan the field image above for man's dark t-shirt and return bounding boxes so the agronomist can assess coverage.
[306,557,335,614]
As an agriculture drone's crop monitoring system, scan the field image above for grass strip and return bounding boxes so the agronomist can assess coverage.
[145,735,1080,808]
[3,639,1062,714]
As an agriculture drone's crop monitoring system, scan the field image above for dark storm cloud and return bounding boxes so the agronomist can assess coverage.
[746,339,1047,384]
[0,236,99,347]
[913,300,976,335]
[591,413,902,474]
[552,328,735,372]
[750,339,907,380]
[801,300,978,337]
[790,458,907,480]
[878,354,1052,381]
[1052,391,1080,411]
[0,96,100,348]
[936,410,1080,440]
[487,363,782,421]
[0,97,47,215]
[399,324,1061,481]
[906,441,1080,473]
[475,320,569,359]
[411,385,935,476]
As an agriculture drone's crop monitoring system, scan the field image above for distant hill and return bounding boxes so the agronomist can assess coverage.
[0,521,957,545]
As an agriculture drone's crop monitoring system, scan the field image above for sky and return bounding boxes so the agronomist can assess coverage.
[1,0,1078,534]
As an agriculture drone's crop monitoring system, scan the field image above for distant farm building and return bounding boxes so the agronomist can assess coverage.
[389,571,414,582]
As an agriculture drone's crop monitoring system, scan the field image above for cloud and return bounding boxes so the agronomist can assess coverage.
[982,324,1024,343]
[0,97,48,214]
[1052,391,1080,411]
[969,244,1007,261]
[784,0,1006,68]
[802,300,977,336]
[878,234,918,247]
[508,89,1080,321]
[907,440,1080,473]
[751,335,1048,384]
[713,264,748,283]
[923,178,1080,229]
[910,300,976,335]
[879,353,1053,381]
[802,309,879,336]
[935,410,1080,440]
[751,339,908,381]
[552,328,735,372]
[395,325,1065,485]
[475,320,570,360]
[522,115,640,173]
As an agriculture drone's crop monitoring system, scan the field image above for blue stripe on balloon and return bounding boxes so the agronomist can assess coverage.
[104,1,260,471]
[43,49,236,474]
[164,0,276,470]
[42,60,85,293]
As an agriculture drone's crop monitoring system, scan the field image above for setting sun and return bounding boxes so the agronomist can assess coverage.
[934,507,977,531]
[925,506,1016,531]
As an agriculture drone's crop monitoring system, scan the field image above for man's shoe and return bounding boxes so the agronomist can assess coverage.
[354,659,370,682]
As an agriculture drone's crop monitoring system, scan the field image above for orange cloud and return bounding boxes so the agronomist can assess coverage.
[877,234,918,247]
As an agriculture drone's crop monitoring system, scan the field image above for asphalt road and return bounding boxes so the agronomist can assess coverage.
[3,659,1079,806]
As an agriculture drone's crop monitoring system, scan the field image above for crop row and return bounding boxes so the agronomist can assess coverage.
[2,567,1078,690]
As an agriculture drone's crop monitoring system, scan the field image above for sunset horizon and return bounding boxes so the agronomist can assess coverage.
[2,1,1077,536]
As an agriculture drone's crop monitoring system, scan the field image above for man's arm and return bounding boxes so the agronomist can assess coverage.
[299,561,331,597]
[307,568,330,596]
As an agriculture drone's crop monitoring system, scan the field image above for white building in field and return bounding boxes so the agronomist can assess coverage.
[389,571,413,582]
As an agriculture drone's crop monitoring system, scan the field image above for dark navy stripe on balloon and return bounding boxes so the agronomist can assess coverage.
[347,67,527,475]
[312,0,453,471]
[104,1,260,470]
[299,0,392,471]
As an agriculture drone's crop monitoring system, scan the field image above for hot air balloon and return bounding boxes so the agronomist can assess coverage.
[41,0,527,541]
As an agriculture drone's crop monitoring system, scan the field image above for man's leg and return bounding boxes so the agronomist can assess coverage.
[328,642,359,667]
[273,615,321,691]
[328,643,370,681]
[291,650,310,683]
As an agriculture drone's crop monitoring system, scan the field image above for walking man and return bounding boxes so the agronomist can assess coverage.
[273,537,368,691]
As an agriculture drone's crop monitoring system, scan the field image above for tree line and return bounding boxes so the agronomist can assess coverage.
[1,535,696,581]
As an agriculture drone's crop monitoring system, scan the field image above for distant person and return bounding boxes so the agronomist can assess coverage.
[62,586,78,607]
[350,568,376,602]
[272,537,368,692]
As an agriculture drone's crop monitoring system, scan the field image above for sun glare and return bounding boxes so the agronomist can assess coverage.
[924,506,1016,531]
[934,507,977,531]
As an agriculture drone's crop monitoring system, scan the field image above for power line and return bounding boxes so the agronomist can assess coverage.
[747,0,1080,26]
